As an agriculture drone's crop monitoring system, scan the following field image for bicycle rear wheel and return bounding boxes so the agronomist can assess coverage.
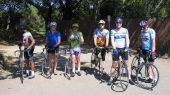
[119,63,129,91]
[136,63,160,89]
[64,57,72,80]
[131,56,139,81]
[42,58,53,78]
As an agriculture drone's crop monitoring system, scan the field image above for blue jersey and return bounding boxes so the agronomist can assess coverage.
[46,31,61,47]
[141,28,156,50]
[110,27,129,48]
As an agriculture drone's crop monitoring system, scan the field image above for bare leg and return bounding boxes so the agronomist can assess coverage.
[54,53,59,70]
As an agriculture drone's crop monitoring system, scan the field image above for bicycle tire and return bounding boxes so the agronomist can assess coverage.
[119,63,129,91]
[91,50,95,68]
[136,63,160,89]
[131,56,139,81]
[64,57,72,80]
[42,58,53,78]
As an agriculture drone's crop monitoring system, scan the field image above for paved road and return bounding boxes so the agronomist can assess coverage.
[0,45,170,95]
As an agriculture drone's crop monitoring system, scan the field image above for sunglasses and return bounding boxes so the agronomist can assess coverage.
[99,24,105,26]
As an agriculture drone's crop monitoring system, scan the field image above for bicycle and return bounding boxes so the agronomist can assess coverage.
[91,46,108,79]
[111,49,130,91]
[41,48,55,79]
[64,49,79,80]
[131,50,160,90]
[14,45,29,84]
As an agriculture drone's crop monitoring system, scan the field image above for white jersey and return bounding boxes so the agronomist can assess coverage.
[141,28,156,50]
[110,27,129,48]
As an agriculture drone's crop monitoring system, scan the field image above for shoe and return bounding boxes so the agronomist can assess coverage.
[47,70,52,75]
[129,79,135,85]
[107,79,113,85]
[147,78,153,83]
[54,70,57,75]
[77,72,81,76]
[28,75,35,79]
[102,71,107,75]
[24,73,29,78]
[71,72,75,77]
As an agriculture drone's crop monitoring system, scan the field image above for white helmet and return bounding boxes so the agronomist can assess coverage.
[50,22,57,26]
[98,20,105,24]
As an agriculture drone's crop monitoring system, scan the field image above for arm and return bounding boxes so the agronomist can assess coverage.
[79,37,84,43]
[54,40,61,47]
[111,36,116,49]
[28,38,35,48]
[105,32,109,46]
[45,37,48,45]
[125,34,130,48]
[93,31,98,47]
[152,38,155,52]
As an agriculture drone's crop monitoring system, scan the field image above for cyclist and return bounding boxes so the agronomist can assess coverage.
[139,20,157,82]
[108,17,135,85]
[92,20,109,73]
[45,22,61,75]
[68,23,84,77]
[18,24,36,79]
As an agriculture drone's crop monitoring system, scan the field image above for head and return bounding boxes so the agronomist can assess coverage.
[50,22,57,31]
[140,20,148,32]
[19,24,27,33]
[98,20,105,30]
[115,17,123,29]
[72,23,79,32]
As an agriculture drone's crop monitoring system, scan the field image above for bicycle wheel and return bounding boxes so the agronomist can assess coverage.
[91,51,95,68]
[119,63,129,91]
[64,57,72,80]
[42,58,53,78]
[136,63,160,89]
[131,56,139,80]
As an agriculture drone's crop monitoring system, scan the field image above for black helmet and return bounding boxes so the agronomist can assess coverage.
[19,24,26,29]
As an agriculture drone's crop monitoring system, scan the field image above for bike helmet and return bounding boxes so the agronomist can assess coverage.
[98,20,105,24]
[115,17,123,23]
[140,20,148,28]
[19,24,26,29]
[50,22,57,26]
[72,23,79,28]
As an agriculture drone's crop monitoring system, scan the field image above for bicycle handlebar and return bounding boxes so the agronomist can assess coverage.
[14,49,29,57]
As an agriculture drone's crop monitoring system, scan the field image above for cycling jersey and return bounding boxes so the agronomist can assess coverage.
[46,31,61,47]
[141,28,156,50]
[22,31,34,48]
[69,31,83,47]
[110,27,129,48]
[94,29,109,46]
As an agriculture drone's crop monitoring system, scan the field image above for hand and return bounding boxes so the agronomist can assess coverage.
[45,45,48,48]
[152,51,156,54]
[95,45,99,48]
[113,49,118,54]
[70,35,74,40]
[25,48,31,51]
[125,47,129,51]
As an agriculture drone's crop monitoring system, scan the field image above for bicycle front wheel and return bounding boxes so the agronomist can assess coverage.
[64,57,72,80]
[131,56,139,81]
[136,63,160,89]
[42,58,53,78]
[91,51,95,68]
[119,63,129,91]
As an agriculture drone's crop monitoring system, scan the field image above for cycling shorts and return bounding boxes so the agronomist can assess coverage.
[94,48,106,61]
[112,48,128,61]
[24,47,34,60]
[47,46,59,54]
[142,49,154,62]
[70,47,81,55]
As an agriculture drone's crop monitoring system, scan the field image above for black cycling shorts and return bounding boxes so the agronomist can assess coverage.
[94,48,106,61]
[24,47,34,60]
[112,48,128,61]
[142,49,154,62]
[47,46,59,54]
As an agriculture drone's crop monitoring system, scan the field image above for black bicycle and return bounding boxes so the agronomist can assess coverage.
[131,50,160,90]
[111,49,130,91]
[91,46,108,78]
[14,45,29,83]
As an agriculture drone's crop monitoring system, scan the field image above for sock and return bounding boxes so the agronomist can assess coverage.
[72,68,75,73]
[149,76,153,79]
[54,69,57,71]
[154,78,157,81]
[31,71,34,76]
[110,77,113,81]
[78,67,81,72]
[26,70,29,74]
[49,68,52,71]
[129,77,131,80]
